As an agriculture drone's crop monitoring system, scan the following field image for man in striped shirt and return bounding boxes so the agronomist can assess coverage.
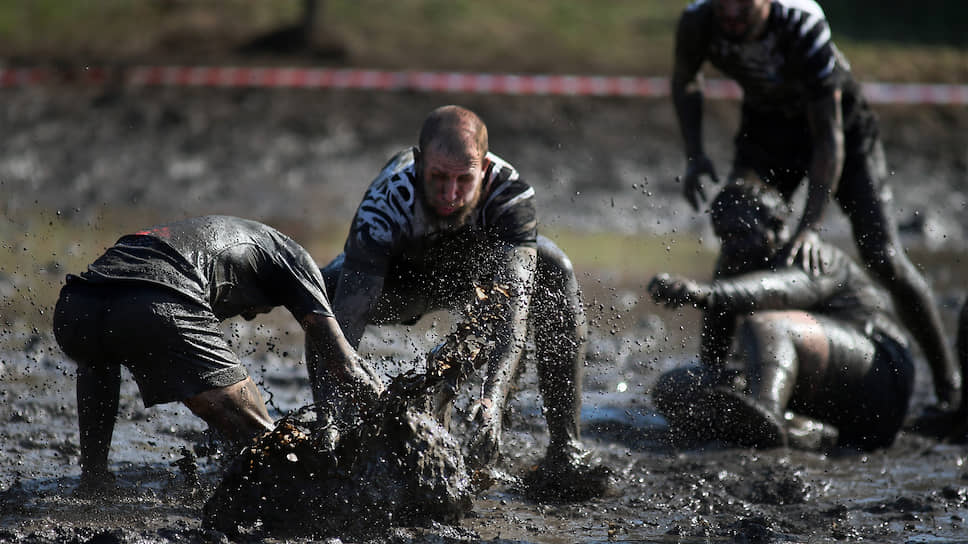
[671,0,960,414]
[322,105,609,500]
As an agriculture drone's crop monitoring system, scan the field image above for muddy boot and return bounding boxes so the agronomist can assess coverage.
[522,440,615,502]
[784,413,838,451]
[709,386,787,449]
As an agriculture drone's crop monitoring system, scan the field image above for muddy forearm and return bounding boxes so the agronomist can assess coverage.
[671,15,706,161]
[798,91,845,237]
[332,267,385,349]
[706,269,825,313]
[672,66,705,161]
[302,313,381,407]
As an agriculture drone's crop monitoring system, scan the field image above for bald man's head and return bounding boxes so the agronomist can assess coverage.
[418,105,489,162]
[415,106,489,228]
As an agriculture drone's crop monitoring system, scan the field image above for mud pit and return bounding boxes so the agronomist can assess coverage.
[2,87,968,543]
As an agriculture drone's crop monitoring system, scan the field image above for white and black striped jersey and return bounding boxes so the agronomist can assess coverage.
[342,147,538,276]
[677,0,861,117]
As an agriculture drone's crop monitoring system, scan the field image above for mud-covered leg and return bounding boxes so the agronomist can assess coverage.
[526,237,612,500]
[732,311,839,449]
[532,238,586,459]
[840,145,959,409]
[76,363,121,491]
[740,314,803,415]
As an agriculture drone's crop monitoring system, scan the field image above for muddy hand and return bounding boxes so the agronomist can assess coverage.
[347,356,385,406]
[464,398,502,469]
[648,273,707,308]
[784,230,824,276]
[681,154,719,211]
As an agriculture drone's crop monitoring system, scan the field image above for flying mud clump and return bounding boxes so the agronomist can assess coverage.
[203,284,512,539]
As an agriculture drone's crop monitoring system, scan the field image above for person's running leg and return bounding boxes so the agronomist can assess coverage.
[838,140,959,409]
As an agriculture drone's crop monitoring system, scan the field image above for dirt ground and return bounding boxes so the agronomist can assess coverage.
[2,85,968,543]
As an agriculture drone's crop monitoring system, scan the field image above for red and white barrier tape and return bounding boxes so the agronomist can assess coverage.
[1,66,966,105]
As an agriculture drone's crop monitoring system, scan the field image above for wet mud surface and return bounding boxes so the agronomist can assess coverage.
[2,87,968,543]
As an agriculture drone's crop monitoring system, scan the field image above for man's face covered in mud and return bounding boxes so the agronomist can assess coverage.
[417,144,485,229]
[711,183,787,274]
[713,0,770,42]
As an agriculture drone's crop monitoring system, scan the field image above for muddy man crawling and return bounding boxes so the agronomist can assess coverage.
[53,215,382,495]
[650,179,918,451]
[321,105,611,499]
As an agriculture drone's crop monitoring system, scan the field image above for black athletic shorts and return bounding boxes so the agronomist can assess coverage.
[796,316,914,450]
[731,103,881,200]
[53,277,248,407]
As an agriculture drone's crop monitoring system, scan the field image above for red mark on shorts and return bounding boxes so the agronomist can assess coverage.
[135,226,171,238]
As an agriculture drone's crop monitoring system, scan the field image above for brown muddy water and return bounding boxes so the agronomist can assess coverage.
[2,87,968,543]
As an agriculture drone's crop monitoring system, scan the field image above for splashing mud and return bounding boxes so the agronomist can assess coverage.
[204,285,512,539]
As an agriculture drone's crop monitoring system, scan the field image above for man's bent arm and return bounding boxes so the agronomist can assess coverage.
[301,312,383,409]
[796,89,845,239]
[705,268,828,314]
[332,266,386,349]
[671,17,707,161]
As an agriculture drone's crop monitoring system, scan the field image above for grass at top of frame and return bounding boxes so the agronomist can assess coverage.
[0,1,962,83]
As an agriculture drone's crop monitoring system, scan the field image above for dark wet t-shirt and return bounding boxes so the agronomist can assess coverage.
[677,0,865,122]
[76,215,333,321]
[342,147,538,281]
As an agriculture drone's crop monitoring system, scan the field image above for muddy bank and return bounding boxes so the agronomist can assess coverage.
[2,87,968,542]
[2,87,966,245]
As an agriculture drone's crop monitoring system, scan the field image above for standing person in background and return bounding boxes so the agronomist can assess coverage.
[322,105,611,500]
[670,0,960,413]
[53,215,382,495]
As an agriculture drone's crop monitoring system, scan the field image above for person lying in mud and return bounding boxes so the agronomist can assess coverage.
[53,215,383,495]
[670,0,960,414]
[649,179,915,451]
[321,105,610,499]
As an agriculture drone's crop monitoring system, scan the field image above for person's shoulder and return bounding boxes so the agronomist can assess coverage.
[676,0,715,47]
[480,152,535,222]
[483,152,531,196]
[770,0,831,35]
[379,148,417,176]
[364,148,418,196]
[679,0,713,28]
[772,0,827,21]
[682,0,713,17]
[484,151,519,180]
